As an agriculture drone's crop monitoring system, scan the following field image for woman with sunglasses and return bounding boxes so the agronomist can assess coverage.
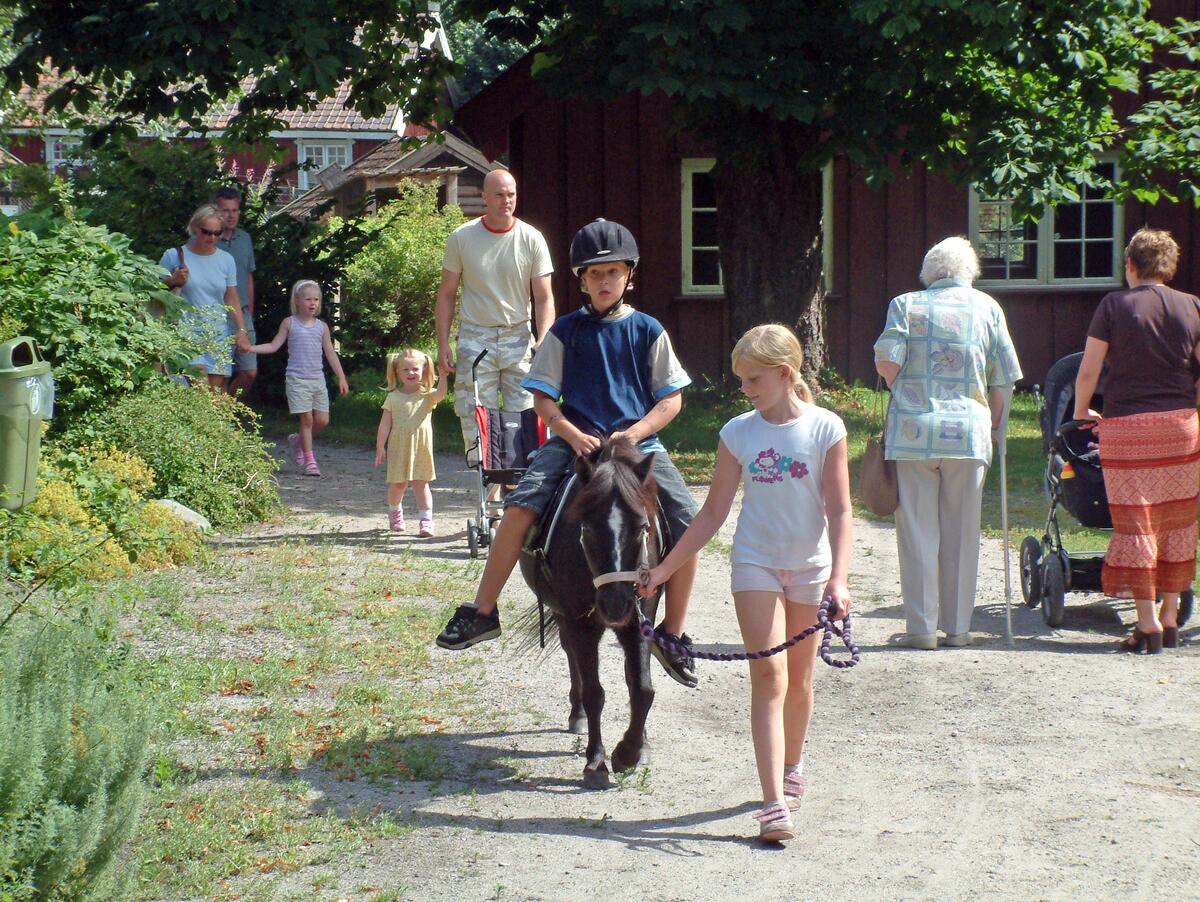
[160,204,251,389]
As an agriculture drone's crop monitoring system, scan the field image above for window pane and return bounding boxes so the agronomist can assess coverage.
[692,171,716,209]
[1086,202,1113,239]
[981,241,1037,280]
[1085,241,1115,278]
[692,250,721,287]
[1054,242,1082,279]
[692,210,719,248]
[1055,204,1082,240]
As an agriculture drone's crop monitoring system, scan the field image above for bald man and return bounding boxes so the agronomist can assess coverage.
[436,169,555,466]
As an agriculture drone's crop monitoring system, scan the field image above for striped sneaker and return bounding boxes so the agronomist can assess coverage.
[753,801,795,843]
[784,771,807,811]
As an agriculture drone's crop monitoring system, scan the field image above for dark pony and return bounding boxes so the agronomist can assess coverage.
[518,438,663,789]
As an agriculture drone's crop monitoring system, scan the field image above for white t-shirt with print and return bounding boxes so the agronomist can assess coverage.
[719,405,848,570]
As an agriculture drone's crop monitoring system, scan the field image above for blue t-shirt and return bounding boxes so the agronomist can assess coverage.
[159,245,238,339]
[523,305,691,450]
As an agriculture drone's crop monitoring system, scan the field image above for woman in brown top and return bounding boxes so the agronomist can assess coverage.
[1074,228,1200,653]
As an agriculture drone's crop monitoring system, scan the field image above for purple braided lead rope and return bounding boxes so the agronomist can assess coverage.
[639,597,861,669]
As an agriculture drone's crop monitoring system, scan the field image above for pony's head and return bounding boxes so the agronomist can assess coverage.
[567,438,659,628]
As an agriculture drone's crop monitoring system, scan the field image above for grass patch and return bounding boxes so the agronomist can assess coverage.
[100,540,487,900]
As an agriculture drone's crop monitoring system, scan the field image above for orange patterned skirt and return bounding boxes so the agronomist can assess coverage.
[1098,408,1200,599]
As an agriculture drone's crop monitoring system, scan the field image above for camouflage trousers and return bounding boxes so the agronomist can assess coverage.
[454,322,535,466]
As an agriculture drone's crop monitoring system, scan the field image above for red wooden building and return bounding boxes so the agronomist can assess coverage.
[454,43,1200,388]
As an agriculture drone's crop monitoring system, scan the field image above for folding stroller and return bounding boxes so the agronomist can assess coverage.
[464,349,545,558]
[1020,352,1194,627]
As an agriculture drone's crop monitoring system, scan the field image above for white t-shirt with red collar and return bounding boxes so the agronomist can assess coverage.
[442,217,553,329]
[719,404,847,569]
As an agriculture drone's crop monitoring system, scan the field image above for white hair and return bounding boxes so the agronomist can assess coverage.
[920,236,980,287]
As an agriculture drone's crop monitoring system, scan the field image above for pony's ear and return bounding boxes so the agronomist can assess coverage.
[575,453,594,484]
[632,451,655,487]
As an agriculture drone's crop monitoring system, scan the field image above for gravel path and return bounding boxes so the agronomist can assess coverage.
[251,441,1200,901]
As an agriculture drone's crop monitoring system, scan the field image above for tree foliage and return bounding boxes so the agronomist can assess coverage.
[1,1,456,143]
[338,181,465,360]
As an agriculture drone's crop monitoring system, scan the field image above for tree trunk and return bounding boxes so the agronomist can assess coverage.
[712,117,826,385]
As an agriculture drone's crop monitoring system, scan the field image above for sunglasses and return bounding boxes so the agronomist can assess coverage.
[197,226,222,237]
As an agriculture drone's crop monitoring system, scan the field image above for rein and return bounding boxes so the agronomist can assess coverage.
[588,515,861,669]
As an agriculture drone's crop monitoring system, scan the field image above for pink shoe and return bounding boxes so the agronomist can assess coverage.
[784,771,807,811]
[288,433,303,468]
[304,457,321,477]
[418,517,434,538]
[389,509,405,532]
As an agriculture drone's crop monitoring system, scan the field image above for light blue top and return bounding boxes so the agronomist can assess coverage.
[873,279,1022,464]
[159,245,237,342]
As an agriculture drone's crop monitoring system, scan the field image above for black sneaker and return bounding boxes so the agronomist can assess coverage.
[650,623,698,688]
[436,604,502,650]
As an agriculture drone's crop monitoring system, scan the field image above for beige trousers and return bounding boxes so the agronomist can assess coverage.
[895,457,988,636]
[453,323,534,466]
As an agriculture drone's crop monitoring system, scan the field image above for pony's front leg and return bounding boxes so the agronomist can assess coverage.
[560,618,609,788]
[610,620,655,773]
[558,622,586,735]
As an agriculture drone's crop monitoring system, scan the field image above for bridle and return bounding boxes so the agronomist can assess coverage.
[588,506,659,590]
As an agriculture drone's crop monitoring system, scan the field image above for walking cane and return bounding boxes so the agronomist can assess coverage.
[998,388,1014,649]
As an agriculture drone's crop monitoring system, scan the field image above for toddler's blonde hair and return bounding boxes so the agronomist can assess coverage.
[289,279,322,315]
[731,324,814,403]
[385,348,435,393]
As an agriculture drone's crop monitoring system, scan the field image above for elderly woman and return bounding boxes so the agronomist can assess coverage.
[874,237,1022,649]
[1074,228,1200,654]
[161,204,251,389]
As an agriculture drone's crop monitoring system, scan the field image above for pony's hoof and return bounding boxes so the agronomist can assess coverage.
[567,716,587,735]
[611,741,648,772]
[583,762,611,790]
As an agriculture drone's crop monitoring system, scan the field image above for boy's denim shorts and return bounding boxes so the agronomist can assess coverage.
[505,436,698,542]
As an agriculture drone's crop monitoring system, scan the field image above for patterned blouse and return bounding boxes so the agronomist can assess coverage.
[873,278,1022,464]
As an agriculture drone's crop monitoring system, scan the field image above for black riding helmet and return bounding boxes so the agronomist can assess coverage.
[570,218,639,317]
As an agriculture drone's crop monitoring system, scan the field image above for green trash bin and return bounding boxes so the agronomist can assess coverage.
[0,337,55,511]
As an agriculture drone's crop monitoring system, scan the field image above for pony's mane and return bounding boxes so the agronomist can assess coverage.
[568,438,657,518]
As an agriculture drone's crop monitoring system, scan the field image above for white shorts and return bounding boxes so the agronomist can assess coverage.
[285,375,329,414]
[731,562,829,604]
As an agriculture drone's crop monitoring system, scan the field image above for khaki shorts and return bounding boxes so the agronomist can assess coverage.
[285,375,329,414]
[453,322,534,465]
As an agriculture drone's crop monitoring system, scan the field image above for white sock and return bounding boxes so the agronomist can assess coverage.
[388,504,401,513]
[418,508,432,519]
[784,758,803,776]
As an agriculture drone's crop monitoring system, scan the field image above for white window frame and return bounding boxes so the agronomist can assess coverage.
[296,140,352,191]
[970,160,1124,289]
[681,158,722,294]
[45,137,82,172]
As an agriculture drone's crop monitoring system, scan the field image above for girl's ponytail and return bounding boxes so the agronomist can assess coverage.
[731,324,813,401]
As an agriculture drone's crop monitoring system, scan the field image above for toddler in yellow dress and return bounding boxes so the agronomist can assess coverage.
[375,349,448,535]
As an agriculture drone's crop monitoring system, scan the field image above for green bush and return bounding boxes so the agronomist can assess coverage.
[78,379,280,530]
[338,181,465,361]
[1,442,203,588]
[0,207,199,424]
[0,614,149,901]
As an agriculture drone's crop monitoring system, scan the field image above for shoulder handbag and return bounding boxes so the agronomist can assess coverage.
[857,379,898,516]
[170,246,185,295]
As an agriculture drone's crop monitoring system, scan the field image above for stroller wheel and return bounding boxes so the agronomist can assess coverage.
[1041,555,1066,628]
[467,520,479,559]
[1019,537,1043,608]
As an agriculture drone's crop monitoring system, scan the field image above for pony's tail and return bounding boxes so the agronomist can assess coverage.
[509,599,561,661]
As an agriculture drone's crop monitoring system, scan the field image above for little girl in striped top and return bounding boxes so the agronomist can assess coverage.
[249,279,349,476]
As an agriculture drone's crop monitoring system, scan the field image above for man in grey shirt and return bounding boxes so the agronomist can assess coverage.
[214,186,258,398]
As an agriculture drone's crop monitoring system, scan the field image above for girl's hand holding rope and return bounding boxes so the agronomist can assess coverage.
[822,578,852,619]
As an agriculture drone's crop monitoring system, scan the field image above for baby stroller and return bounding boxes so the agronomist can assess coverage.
[464,349,545,558]
[1020,352,1194,628]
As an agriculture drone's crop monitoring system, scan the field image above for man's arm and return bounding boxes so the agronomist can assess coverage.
[435,268,460,372]
[531,275,554,348]
[246,271,255,317]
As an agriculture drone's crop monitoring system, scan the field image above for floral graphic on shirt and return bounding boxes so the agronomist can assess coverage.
[930,342,964,375]
[749,447,810,484]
